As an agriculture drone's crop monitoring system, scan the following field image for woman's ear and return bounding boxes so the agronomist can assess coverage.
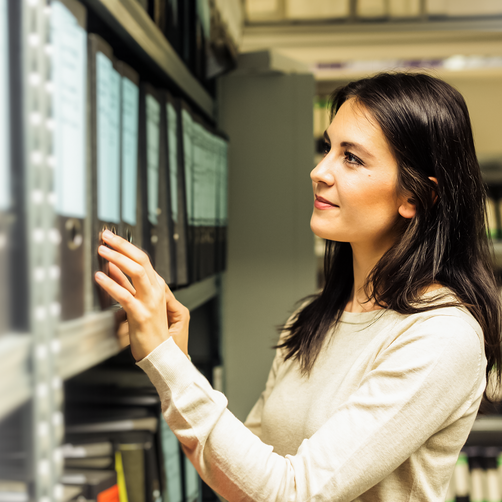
[398,197,416,219]
[399,177,439,219]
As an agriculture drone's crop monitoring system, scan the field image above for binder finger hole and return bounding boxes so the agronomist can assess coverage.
[126,229,133,243]
[65,219,82,250]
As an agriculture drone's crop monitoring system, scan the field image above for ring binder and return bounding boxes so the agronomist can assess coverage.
[52,0,88,321]
[0,0,10,335]
[115,61,141,250]
[139,84,175,285]
[88,34,122,310]
[165,93,189,286]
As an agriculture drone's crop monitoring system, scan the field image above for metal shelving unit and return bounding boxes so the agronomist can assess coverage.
[0,1,225,499]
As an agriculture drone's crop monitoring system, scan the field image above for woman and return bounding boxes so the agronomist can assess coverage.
[95,72,502,501]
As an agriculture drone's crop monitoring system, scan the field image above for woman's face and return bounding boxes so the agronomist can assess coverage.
[310,98,409,252]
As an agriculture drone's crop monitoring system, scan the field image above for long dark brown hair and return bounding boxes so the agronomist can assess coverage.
[278,72,502,399]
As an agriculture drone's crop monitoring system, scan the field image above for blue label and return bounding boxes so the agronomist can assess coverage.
[121,77,139,226]
[96,53,120,224]
[146,94,160,226]
[52,1,87,218]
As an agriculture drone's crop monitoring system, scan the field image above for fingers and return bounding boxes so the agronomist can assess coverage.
[95,271,135,310]
[98,245,152,294]
[109,262,136,296]
[101,230,158,285]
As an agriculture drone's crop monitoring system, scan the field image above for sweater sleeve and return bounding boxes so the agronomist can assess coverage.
[243,342,284,437]
[136,314,485,502]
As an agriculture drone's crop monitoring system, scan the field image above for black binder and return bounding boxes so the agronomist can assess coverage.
[165,0,181,54]
[164,92,189,286]
[150,0,166,34]
[179,101,196,283]
[88,34,122,310]
[179,0,197,75]
[115,60,141,248]
[6,0,28,333]
[0,0,11,335]
[214,131,229,274]
[139,84,174,284]
[51,0,88,320]
[191,115,216,281]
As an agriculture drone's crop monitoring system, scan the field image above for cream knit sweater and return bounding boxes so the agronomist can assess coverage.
[137,289,486,501]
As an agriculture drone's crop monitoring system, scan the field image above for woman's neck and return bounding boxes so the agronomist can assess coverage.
[344,243,385,313]
[344,241,444,313]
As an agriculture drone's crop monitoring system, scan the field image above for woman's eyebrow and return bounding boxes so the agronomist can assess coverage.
[323,131,330,144]
[340,141,375,160]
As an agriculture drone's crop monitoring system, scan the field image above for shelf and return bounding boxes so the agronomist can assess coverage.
[0,335,32,421]
[471,416,502,432]
[82,0,214,119]
[174,275,219,311]
[467,416,502,446]
[491,240,502,269]
[56,276,219,381]
[57,311,120,381]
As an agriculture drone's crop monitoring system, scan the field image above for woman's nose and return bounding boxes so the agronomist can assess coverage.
[311,156,335,186]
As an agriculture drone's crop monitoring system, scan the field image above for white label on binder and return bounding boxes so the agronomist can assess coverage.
[146,94,160,226]
[121,77,139,226]
[167,103,178,222]
[0,0,8,212]
[96,52,120,224]
[192,121,206,227]
[52,1,87,219]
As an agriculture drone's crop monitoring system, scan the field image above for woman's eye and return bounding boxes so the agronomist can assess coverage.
[344,151,362,166]
[323,141,331,156]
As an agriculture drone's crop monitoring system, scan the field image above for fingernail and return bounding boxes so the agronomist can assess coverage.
[102,229,114,240]
[99,245,110,254]
[95,271,106,280]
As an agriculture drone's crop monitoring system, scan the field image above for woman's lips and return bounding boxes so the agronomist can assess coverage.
[314,195,339,210]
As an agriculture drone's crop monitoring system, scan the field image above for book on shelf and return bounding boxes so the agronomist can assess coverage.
[64,430,162,502]
[62,468,119,502]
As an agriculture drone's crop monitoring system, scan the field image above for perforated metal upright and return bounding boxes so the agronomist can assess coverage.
[22,0,63,500]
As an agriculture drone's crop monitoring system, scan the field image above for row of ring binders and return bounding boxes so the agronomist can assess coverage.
[0,0,229,331]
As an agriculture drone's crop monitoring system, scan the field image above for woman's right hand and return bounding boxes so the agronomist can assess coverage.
[96,231,190,361]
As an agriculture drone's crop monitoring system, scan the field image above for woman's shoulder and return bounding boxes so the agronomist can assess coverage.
[390,286,484,344]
